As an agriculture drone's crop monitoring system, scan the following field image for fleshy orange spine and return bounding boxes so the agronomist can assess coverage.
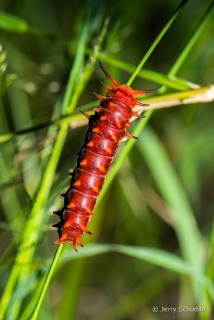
[53,61,159,251]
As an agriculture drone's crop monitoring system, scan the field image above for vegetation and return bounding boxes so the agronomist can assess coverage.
[0,0,214,319]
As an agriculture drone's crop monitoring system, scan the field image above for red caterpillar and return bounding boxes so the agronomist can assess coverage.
[53,61,158,251]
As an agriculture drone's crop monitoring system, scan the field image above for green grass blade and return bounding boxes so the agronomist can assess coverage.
[55,244,214,298]
[0,23,89,320]
[19,280,45,320]
[0,12,28,33]
[114,245,214,299]
[61,23,89,116]
[7,243,214,309]
[27,19,108,320]
[137,126,204,298]
[97,54,191,90]
[0,11,192,91]
[168,1,214,77]
[199,219,214,319]
[127,0,189,86]
[96,0,190,205]
[66,18,109,115]
[30,245,63,320]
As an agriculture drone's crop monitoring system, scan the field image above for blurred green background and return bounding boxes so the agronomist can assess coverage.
[0,0,214,319]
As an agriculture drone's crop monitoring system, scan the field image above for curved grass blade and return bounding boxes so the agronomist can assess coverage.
[56,244,213,299]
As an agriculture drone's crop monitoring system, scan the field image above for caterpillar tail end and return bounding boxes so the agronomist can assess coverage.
[53,238,79,252]
[53,228,84,252]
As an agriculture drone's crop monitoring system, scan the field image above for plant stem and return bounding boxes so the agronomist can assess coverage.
[30,245,63,320]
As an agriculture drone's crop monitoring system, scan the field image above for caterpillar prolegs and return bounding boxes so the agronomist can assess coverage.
[53,61,159,251]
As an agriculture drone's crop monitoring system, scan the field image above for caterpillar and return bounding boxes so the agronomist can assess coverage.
[53,61,159,251]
